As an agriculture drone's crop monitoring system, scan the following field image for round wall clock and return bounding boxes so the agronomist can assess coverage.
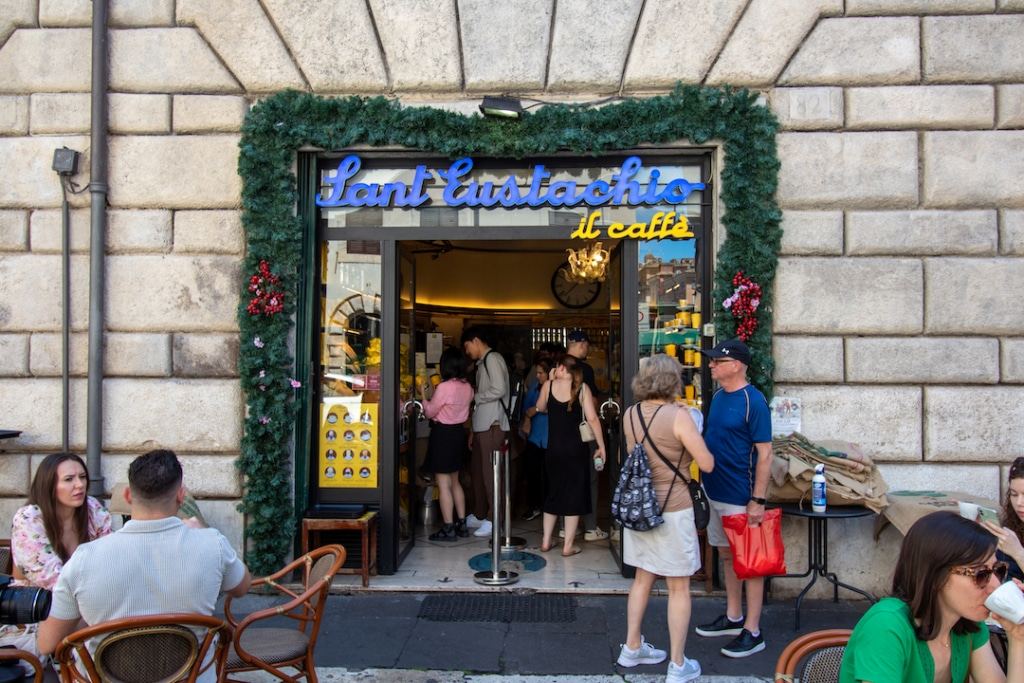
[550,262,601,309]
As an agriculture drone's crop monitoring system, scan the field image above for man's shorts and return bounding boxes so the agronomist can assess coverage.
[706,498,748,548]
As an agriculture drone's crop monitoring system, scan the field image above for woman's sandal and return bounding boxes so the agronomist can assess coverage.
[561,545,582,557]
[539,542,553,553]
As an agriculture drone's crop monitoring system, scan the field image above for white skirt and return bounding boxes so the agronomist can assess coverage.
[623,508,701,577]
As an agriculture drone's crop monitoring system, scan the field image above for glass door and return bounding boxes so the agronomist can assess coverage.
[604,243,629,571]
[396,247,418,562]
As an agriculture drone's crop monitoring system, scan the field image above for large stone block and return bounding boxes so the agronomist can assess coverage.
[173,211,244,255]
[925,259,1024,334]
[0,29,91,93]
[769,88,843,131]
[777,132,918,209]
[0,1,35,45]
[544,0,641,91]
[98,453,241,498]
[262,0,386,92]
[29,93,91,134]
[780,18,919,86]
[368,0,461,91]
[847,337,998,383]
[772,336,844,383]
[1000,0,1024,9]
[108,210,172,253]
[925,387,1024,461]
[924,16,1024,83]
[707,0,842,86]
[103,378,242,452]
[459,0,553,91]
[0,211,27,251]
[847,0,995,12]
[39,0,89,26]
[110,0,174,27]
[30,331,171,377]
[0,454,29,495]
[110,29,240,93]
[0,378,87,449]
[108,136,241,209]
[0,96,28,135]
[0,333,28,376]
[779,211,843,256]
[0,254,90,331]
[172,333,240,378]
[29,208,90,253]
[925,132,1024,208]
[1001,338,1024,383]
[998,86,1024,129]
[846,210,997,256]
[774,258,923,334]
[29,331,87,377]
[774,384,922,460]
[0,136,91,209]
[176,0,305,92]
[847,86,993,130]
[107,255,240,332]
[197,499,244,556]
[109,94,171,134]
[1003,211,1024,256]
[172,96,248,133]
[880,464,1000,502]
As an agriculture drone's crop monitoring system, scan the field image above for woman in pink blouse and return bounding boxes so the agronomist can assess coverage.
[418,348,474,542]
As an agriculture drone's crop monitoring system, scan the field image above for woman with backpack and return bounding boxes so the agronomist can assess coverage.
[615,354,715,683]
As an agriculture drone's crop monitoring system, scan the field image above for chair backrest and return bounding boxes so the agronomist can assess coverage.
[299,545,346,639]
[0,647,44,683]
[0,538,12,575]
[774,629,852,683]
[55,613,231,683]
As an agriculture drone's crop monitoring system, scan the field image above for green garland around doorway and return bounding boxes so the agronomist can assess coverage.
[236,85,781,573]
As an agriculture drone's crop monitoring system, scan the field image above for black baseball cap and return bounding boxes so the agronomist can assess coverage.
[700,339,752,366]
[567,329,590,343]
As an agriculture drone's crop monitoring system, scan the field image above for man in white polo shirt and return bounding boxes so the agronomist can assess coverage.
[37,449,251,681]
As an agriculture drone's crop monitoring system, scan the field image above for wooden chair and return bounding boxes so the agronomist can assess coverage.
[54,613,231,683]
[774,629,853,683]
[222,544,346,683]
[0,648,44,683]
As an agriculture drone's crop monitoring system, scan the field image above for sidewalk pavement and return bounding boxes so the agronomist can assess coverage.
[227,591,870,681]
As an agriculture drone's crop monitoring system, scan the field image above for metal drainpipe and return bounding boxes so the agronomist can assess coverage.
[85,0,108,497]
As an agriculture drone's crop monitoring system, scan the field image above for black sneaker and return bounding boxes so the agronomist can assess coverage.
[429,524,457,542]
[695,614,744,638]
[721,629,766,658]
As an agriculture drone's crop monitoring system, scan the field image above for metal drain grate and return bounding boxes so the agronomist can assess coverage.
[419,593,577,623]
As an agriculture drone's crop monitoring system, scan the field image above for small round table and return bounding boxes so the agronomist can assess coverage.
[770,503,877,629]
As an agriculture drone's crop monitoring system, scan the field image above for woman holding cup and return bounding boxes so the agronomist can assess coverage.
[983,457,1024,583]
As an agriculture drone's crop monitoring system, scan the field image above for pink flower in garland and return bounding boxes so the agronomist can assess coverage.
[289,379,302,388]
[253,336,265,348]
[259,416,271,425]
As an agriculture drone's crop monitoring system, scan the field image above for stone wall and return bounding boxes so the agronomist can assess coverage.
[1,0,1021,594]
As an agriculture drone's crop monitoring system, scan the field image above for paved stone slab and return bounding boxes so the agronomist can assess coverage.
[109,135,241,208]
[0,210,28,251]
[779,210,842,255]
[263,0,387,92]
[1001,338,1024,383]
[172,333,239,378]
[926,387,1024,461]
[0,95,29,135]
[772,336,844,383]
[923,132,1024,207]
[0,29,91,93]
[847,85,993,130]
[176,0,305,92]
[847,0,994,12]
[0,333,28,376]
[0,254,90,331]
[707,0,841,86]
[846,210,997,256]
[780,17,919,86]
[396,620,507,671]
[998,85,1024,129]
[173,210,244,255]
[777,132,918,209]
[847,337,998,383]
[1003,210,1024,255]
[173,95,248,133]
[925,258,1024,334]
[369,0,461,91]
[924,15,1024,82]
[769,87,843,131]
[774,257,923,334]
[0,0,35,45]
[546,0,642,91]
[110,93,171,134]
[0,136,91,209]
[460,0,553,91]
[624,0,745,88]
[110,28,240,93]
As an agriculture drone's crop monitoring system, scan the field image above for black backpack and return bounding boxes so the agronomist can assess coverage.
[611,406,666,531]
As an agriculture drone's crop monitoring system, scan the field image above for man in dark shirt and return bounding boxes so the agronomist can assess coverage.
[566,329,608,542]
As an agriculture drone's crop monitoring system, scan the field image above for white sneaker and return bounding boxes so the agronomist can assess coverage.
[558,528,582,539]
[616,636,667,667]
[465,514,483,528]
[473,520,493,537]
[667,657,701,683]
[585,527,609,541]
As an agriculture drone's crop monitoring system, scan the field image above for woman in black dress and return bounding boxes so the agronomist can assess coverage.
[535,353,606,557]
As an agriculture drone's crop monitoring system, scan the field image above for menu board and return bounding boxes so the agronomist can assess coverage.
[319,404,378,488]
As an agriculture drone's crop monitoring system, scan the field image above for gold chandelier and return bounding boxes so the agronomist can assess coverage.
[562,241,610,283]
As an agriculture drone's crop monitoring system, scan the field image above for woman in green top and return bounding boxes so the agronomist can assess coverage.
[840,511,1024,683]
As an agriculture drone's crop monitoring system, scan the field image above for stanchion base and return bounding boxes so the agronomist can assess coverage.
[473,570,519,586]
[500,537,527,551]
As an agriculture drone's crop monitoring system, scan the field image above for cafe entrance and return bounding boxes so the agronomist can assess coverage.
[299,150,716,582]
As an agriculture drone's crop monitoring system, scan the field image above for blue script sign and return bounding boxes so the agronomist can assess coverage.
[316,155,705,209]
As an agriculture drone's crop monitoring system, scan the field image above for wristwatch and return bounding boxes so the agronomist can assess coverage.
[749,496,767,505]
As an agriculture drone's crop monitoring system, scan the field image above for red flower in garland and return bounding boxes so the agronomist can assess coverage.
[723,271,762,342]
[246,260,285,317]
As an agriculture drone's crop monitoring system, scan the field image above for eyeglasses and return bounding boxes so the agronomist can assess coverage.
[708,358,738,366]
[949,561,1009,588]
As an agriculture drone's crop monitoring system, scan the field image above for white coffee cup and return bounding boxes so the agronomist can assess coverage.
[958,501,980,521]
[985,581,1024,624]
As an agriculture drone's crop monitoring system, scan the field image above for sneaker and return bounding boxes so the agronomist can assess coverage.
[667,658,701,683]
[465,514,483,528]
[473,520,493,537]
[695,614,744,638]
[428,524,457,542]
[584,527,609,541]
[558,528,582,539]
[523,509,541,521]
[721,629,766,658]
[616,636,667,667]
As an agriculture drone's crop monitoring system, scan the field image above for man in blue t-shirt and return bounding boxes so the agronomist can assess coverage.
[694,339,774,659]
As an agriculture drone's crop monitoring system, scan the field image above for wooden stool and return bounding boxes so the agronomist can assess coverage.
[301,511,378,587]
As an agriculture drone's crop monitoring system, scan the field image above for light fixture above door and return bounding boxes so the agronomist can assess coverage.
[561,242,609,283]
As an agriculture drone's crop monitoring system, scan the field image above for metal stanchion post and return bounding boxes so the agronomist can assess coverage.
[501,443,525,551]
[474,449,518,586]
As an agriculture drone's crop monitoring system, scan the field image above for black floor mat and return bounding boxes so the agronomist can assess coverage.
[418,593,577,623]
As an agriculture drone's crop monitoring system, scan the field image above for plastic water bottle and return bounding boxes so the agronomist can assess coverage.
[812,464,827,513]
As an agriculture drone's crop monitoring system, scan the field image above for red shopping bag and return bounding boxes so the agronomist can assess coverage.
[721,508,787,580]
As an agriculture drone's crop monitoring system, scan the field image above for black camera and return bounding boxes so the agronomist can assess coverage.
[0,575,51,625]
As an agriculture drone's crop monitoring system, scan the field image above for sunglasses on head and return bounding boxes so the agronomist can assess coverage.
[949,561,1009,588]
[1011,457,1024,476]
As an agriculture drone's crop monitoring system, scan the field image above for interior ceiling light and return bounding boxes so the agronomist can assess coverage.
[479,96,525,119]
[562,242,610,283]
